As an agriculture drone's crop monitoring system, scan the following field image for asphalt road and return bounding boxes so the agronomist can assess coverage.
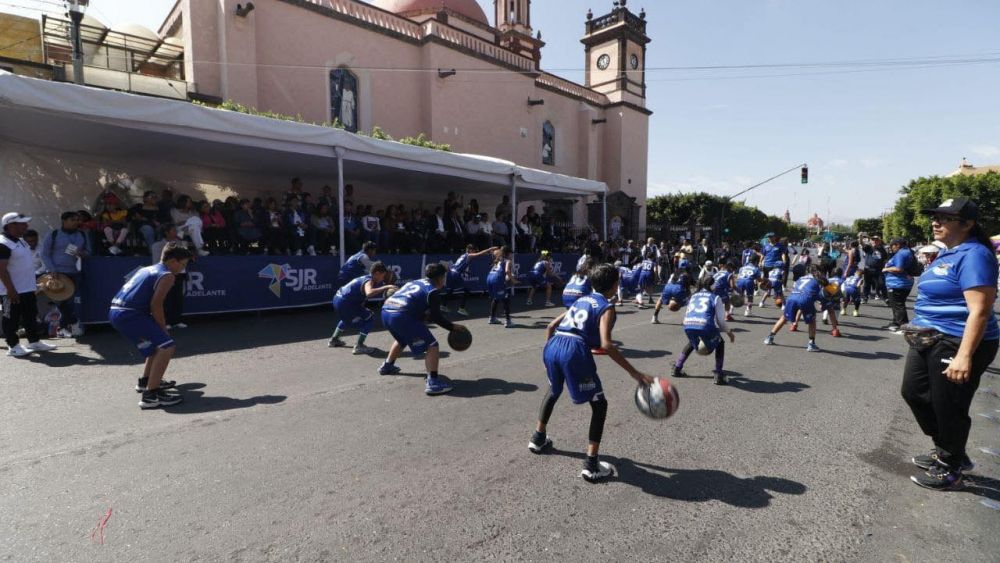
[1,292,998,562]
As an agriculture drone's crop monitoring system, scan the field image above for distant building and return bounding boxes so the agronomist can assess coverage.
[783,209,791,223]
[948,157,1000,177]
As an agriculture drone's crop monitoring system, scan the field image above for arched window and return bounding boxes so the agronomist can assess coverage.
[330,68,359,132]
[542,121,555,165]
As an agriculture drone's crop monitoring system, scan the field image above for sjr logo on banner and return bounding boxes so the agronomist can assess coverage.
[184,271,227,298]
[258,263,331,297]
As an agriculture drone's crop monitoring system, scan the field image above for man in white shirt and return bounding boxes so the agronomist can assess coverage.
[1,213,57,357]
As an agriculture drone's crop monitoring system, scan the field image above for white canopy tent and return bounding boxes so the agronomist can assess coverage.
[0,71,608,262]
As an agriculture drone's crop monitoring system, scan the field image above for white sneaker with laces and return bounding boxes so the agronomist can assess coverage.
[197,249,210,257]
[544,301,555,307]
[353,344,375,355]
[6,344,30,357]
[173,322,188,329]
[25,341,57,352]
[57,328,73,339]
[70,323,84,337]
[581,460,615,483]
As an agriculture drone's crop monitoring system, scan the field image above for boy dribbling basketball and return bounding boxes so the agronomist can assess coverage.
[527,264,654,483]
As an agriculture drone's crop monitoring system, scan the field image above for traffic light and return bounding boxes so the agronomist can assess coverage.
[801,166,809,184]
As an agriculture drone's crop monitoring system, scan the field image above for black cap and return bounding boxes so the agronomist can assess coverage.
[890,237,907,247]
[921,197,980,220]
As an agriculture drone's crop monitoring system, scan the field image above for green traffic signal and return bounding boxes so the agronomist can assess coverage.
[801,166,808,184]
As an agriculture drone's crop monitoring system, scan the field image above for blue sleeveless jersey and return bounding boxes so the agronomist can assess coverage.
[737,265,760,281]
[562,274,592,307]
[768,267,784,284]
[487,260,507,283]
[451,253,471,274]
[790,275,822,301]
[843,274,862,293]
[334,275,370,308]
[712,271,733,296]
[640,259,655,272]
[112,264,172,313]
[683,290,718,329]
[382,279,433,317]
[555,293,611,349]
[339,251,368,283]
[531,261,547,277]
[742,248,755,265]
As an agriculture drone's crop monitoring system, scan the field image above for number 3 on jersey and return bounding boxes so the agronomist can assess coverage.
[686,295,710,314]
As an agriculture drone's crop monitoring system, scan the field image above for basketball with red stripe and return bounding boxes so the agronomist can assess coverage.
[634,377,680,420]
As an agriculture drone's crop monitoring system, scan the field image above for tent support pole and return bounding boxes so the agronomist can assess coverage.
[510,175,517,255]
[602,192,608,242]
[337,149,345,266]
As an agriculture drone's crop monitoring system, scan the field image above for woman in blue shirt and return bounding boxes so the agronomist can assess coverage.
[882,238,917,332]
[901,197,999,491]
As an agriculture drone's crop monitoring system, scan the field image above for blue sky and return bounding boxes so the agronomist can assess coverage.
[5,0,999,223]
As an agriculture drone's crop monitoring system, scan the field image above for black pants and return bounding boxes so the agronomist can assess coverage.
[2,292,40,347]
[862,270,878,300]
[886,287,911,327]
[55,272,82,326]
[901,336,999,465]
[166,273,185,326]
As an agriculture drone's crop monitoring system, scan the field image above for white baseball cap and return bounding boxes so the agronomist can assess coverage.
[1,212,31,227]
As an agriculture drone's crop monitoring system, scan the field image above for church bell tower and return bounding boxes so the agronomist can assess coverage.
[494,0,545,67]
[582,0,650,106]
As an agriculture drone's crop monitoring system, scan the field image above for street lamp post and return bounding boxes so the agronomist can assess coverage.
[67,0,89,85]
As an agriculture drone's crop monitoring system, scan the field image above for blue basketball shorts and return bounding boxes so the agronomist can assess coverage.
[487,276,510,300]
[529,273,548,289]
[109,308,175,358]
[636,271,653,289]
[445,271,468,293]
[783,297,816,323]
[736,280,756,299]
[381,310,437,355]
[658,285,688,306]
[543,334,604,404]
[333,298,374,332]
[684,327,721,353]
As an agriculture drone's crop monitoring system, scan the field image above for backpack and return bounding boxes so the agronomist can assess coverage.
[905,253,924,277]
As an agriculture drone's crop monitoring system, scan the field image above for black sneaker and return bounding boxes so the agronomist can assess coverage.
[135,378,177,393]
[528,432,553,454]
[911,451,975,472]
[139,389,184,409]
[673,366,687,378]
[713,370,727,386]
[581,460,614,483]
[910,464,964,491]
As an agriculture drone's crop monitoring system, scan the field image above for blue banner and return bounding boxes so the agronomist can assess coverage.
[81,252,580,323]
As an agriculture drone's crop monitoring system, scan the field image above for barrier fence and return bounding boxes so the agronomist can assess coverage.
[80,253,578,324]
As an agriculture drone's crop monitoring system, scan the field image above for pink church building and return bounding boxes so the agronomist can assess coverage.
[158,0,652,234]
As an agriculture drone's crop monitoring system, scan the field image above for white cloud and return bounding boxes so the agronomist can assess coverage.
[860,158,886,169]
[970,145,1000,158]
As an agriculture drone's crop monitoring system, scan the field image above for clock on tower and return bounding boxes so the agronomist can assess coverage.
[582,0,650,106]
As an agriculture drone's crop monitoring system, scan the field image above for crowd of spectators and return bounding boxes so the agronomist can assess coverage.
[65,178,599,258]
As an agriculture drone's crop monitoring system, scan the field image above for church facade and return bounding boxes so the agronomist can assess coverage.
[159,0,652,234]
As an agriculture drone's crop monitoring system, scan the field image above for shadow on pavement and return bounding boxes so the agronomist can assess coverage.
[621,348,672,359]
[829,350,903,361]
[965,474,1000,502]
[551,449,807,508]
[726,374,811,394]
[24,350,103,367]
[444,377,539,398]
[162,383,286,414]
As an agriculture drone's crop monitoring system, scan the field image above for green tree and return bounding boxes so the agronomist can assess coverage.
[853,217,883,235]
[883,172,1000,241]
[646,192,803,242]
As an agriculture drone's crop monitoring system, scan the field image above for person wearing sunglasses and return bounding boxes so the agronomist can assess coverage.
[901,197,999,490]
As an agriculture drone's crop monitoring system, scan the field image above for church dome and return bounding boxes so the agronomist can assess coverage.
[371,0,489,25]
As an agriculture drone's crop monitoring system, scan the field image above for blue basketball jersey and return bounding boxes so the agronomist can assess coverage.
[737,265,761,281]
[556,293,611,348]
[382,279,434,317]
[451,253,471,274]
[488,259,508,283]
[768,267,784,284]
[640,258,655,272]
[742,248,755,265]
[339,251,369,283]
[335,274,371,308]
[712,271,733,295]
[112,264,172,313]
[843,274,862,293]
[683,290,718,329]
[532,260,547,276]
[562,274,592,307]
[790,274,822,301]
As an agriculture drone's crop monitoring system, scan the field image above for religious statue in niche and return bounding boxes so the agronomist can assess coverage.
[609,215,623,239]
[330,68,359,132]
[542,121,555,165]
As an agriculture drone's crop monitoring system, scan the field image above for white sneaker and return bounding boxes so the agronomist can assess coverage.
[544,301,555,307]
[457,308,469,316]
[197,249,210,257]
[6,344,30,357]
[581,460,615,483]
[25,341,57,352]
[108,245,122,255]
[295,250,303,256]
[70,323,84,337]
[526,299,533,305]
[651,316,660,324]
[173,322,188,329]
[307,245,317,256]
[353,344,375,355]
[57,328,73,339]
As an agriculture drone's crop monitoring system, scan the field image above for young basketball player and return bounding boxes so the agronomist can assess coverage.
[443,245,497,315]
[109,242,192,409]
[841,268,864,316]
[634,250,657,307]
[379,263,465,396]
[736,256,763,316]
[562,257,594,308]
[527,264,654,482]
[651,261,693,324]
[329,261,397,354]
[526,251,560,307]
[673,276,737,385]
[759,266,785,308]
[713,261,737,322]
[763,265,827,351]
[487,246,515,327]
